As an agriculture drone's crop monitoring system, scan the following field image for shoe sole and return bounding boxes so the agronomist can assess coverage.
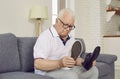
[71,41,82,60]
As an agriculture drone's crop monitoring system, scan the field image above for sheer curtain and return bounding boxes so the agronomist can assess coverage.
[52,0,66,25]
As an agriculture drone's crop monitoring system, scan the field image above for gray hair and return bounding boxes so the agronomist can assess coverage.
[58,8,75,20]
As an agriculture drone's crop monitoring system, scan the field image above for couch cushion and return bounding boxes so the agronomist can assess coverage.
[96,62,110,77]
[0,72,53,79]
[18,37,37,72]
[0,33,20,73]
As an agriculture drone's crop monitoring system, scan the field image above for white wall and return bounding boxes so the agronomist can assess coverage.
[74,0,102,52]
[0,0,106,52]
[0,0,52,37]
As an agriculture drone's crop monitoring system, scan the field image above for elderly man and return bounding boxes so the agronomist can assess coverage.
[33,8,98,79]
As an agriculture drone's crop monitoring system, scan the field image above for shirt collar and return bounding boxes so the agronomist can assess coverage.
[49,26,59,37]
[59,35,70,45]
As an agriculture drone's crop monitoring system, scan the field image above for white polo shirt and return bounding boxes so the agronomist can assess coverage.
[34,26,75,75]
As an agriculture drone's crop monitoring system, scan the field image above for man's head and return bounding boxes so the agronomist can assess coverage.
[54,8,75,38]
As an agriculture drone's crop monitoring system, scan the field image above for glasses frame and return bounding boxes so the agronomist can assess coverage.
[57,18,75,30]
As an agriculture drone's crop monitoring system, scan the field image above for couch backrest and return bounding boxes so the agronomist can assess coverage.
[0,33,86,73]
[0,33,20,73]
[17,37,37,72]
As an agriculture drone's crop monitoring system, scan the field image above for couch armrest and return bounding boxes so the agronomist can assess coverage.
[96,54,117,64]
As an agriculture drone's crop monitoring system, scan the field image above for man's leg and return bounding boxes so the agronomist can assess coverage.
[46,69,79,79]
[72,66,99,79]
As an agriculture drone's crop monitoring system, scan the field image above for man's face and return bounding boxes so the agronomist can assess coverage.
[56,15,75,38]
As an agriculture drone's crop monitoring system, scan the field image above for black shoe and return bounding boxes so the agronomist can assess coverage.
[71,41,82,60]
[82,46,100,70]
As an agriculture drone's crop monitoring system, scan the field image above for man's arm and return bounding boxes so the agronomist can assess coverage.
[34,56,75,71]
[34,58,61,71]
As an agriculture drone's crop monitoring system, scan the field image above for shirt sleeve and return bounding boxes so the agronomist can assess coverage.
[33,35,51,59]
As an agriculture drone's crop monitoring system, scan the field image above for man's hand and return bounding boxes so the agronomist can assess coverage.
[92,60,96,66]
[59,56,75,68]
[75,57,84,66]
[76,58,96,66]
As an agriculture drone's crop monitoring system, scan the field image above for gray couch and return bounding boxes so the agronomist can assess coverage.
[0,33,117,79]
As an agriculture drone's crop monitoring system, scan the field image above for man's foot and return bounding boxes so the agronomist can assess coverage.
[82,46,100,70]
[71,41,82,60]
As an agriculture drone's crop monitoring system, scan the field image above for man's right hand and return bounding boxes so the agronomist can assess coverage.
[59,56,76,68]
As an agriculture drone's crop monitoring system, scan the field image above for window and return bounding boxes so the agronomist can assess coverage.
[52,0,66,25]
[52,0,58,24]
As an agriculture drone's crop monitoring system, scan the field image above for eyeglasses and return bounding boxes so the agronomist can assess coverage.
[57,18,75,30]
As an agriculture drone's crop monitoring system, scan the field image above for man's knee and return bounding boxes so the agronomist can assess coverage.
[64,71,79,79]
[46,70,79,79]
[91,66,99,76]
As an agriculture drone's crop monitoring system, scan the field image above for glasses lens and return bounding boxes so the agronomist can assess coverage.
[69,25,75,30]
[58,18,75,30]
